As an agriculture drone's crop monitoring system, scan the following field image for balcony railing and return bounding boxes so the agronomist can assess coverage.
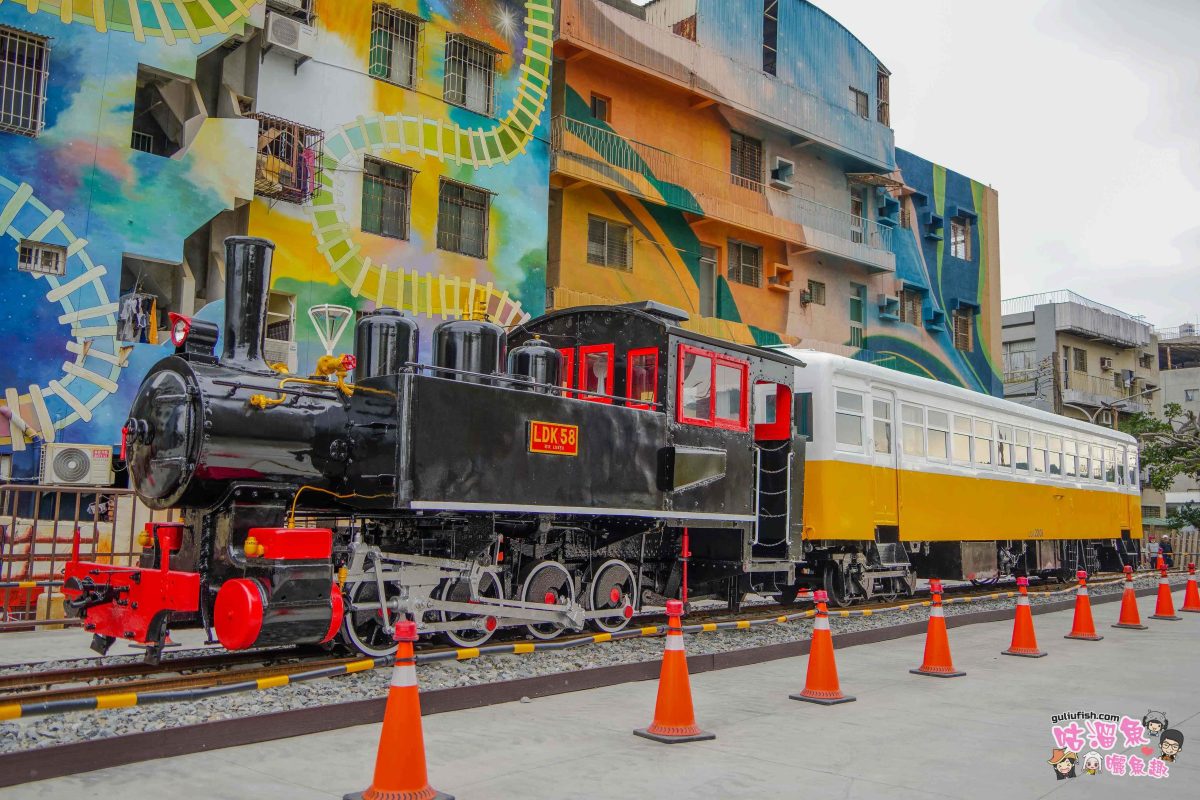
[550,116,893,268]
[1061,371,1151,413]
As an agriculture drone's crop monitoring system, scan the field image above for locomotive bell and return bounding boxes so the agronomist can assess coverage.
[354,307,418,379]
[506,335,561,393]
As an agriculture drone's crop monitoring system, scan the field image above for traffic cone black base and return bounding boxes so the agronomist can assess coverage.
[344,793,454,800]
[1001,649,1047,659]
[789,691,857,705]
[1063,632,1103,641]
[909,667,966,678]
[1150,614,1182,621]
[1112,622,1148,630]
[634,728,716,744]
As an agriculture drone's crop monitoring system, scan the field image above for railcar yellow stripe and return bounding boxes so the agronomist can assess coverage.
[0,704,21,721]
[96,693,138,709]
[592,633,612,643]
[256,675,289,690]
[345,659,376,673]
[456,648,480,660]
[701,623,717,632]
[513,643,535,654]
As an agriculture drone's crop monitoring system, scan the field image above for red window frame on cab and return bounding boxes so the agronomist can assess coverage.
[560,344,616,403]
[675,343,749,431]
[625,347,659,410]
[558,348,575,398]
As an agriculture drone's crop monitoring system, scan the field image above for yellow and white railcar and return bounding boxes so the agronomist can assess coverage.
[784,350,1141,600]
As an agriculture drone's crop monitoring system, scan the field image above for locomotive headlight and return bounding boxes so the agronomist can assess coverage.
[168,313,192,347]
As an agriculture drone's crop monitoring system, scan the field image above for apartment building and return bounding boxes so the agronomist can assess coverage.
[548,0,1003,395]
[1157,325,1200,522]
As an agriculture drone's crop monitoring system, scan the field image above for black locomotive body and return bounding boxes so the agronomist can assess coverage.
[64,237,806,659]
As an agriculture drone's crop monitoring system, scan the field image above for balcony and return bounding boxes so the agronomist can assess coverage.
[556,0,894,172]
[1061,371,1151,414]
[551,116,895,273]
[1001,290,1152,349]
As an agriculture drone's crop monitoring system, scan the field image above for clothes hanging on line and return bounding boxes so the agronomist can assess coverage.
[118,293,158,344]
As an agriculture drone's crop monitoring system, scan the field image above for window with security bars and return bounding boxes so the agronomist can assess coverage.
[18,240,65,276]
[899,207,912,229]
[899,289,923,325]
[370,4,422,88]
[950,216,971,259]
[806,279,826,306]
[850,87,869,119]
[361,157,413,240]
[250,113,324,203]
[437,179,490,258]
[443,34,497,116]
[587,216,632,271]
[1,26,50,137]
[1073,347,1087,373]
[727,240,762,287]
[952,309,973,352]
[730,131,763,191]
[877,66,890,125]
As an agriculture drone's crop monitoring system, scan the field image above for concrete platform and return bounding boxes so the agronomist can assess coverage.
[6,590,1198,799]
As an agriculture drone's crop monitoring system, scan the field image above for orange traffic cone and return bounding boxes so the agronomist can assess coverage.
[344,620,452,800]
[1112,565,1148,630]
[1150,563,1182,621]
[1181,563,1200,613]
[634,599,714,743]
[790,589,856,705]
[1064,570,1103,640]
[910,579,965,677]
[1002,576,1046,657]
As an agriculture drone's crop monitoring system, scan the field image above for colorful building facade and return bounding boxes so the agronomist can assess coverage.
[548,0,1002,393]
[0,0,552,460]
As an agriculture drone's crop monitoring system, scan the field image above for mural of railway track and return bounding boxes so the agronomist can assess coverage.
[0,0,262,43]
[0,176,124,450]
[307,0,553,325]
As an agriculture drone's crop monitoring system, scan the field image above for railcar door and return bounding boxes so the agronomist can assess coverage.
[869,389,899,526]
[752,382,793,548]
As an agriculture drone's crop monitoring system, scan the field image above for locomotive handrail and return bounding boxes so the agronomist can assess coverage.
[403,361,664,409]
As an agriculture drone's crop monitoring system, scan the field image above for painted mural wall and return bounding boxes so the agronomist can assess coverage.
[0,0,553,458]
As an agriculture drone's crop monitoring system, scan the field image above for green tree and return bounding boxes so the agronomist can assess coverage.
[1166,502,1200,531]
[1120,403,1200,493]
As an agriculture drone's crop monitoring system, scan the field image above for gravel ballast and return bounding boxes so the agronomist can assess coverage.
[0,573,1187,754]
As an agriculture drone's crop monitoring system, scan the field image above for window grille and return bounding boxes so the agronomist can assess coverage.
[899,289,923,325]
[729,131,763,191]
[899,207,912,229]
[587,216,632,271]
[131,130,156,154]
[727,240,762,287]
[18,240,65,276]
[953,309,973,352]
[1072,347,1087,373]
[876,67,890,125]
[807,279,826,306]
[444,34,498,116]
[361,156,413,240]
[0,26,50,137]
[370,4,422,88]
[250,113,324,204]
[437,179,490,258]
[950,217,971,259]
[850,193,865,244]
[849,325,864,349]
[762,0,779,76]
[850,87,869,119]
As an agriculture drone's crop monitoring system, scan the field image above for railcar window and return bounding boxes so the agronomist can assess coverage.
[754,383,778,425]
[715,362,746,424]
[1032,433,1048,475]
[927,410,950,460]
[680,351,713,421]
[578,344,614,403]
[873,399,892,455]
[1128,450,1139,489]
[1117,447,1126,484]
[795,392,814,441]
[1063,440,1078,477]
[1103,447,1116,482]
[901,404,925,457]
[1092,448,1103,481]
[1048,436,1063,476]
[626,348,658,409]
[1078,443,1090,481]
[835,391,864,449]
[952,416,972,463]
[997,425,1013,469]
[973,419,993,466]
[1015,429,1030,471]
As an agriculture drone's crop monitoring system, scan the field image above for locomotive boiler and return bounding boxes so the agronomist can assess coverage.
[63,236,808,660]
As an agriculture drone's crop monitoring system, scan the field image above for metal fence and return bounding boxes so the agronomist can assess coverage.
[0,484,174,629]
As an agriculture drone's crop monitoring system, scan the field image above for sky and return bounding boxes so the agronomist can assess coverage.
[633,0,1200,330]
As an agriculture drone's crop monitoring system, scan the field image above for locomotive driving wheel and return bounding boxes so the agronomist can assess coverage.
[823,563,854,608]
[437,572,504,648]
[587,559,636,633]
[341,580,403,658]
[521,560,575,640]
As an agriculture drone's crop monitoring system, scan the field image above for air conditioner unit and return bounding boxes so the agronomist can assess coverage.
[1100,357,1113,371]
[1096,410,1113,426]
[799,289,813,305]
[41,443,114,486]
[264,338,299,373]
[265,12,316,58]
[769,157,795,191]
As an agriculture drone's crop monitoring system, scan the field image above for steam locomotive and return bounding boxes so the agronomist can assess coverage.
[63,237,806,660]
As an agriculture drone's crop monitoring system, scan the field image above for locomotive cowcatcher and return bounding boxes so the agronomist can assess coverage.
[62,236,806,660]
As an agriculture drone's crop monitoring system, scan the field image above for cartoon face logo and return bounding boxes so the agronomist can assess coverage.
[1143,710,1168,738]
[1048,749,1078,779]
[1082,752,1102,775]
[1160,730,1184,763]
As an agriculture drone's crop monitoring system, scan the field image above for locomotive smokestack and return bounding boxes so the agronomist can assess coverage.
[221,236,275,371]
